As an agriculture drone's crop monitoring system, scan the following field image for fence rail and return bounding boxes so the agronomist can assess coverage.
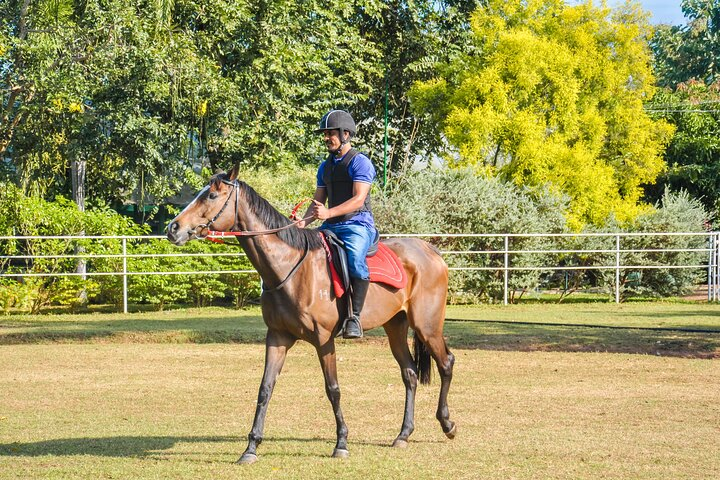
[1,232,719,312]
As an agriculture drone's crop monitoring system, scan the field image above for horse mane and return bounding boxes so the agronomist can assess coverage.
[210,173,324,251]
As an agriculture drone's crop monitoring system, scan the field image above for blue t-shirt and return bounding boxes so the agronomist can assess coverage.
[316,151,376,229]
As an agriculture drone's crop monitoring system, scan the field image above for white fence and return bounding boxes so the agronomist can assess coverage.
[1,232,719,313]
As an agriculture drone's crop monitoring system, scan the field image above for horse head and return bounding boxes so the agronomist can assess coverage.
[167,164,240,246]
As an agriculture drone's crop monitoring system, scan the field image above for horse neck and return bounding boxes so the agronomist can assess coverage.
[234,194,305,288]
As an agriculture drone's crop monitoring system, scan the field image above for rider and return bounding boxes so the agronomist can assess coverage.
[298,109,376,339]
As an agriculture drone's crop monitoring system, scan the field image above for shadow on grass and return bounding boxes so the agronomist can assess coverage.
[0,435,424,459]
[2,314,718,359]
[0,316,268,345]
[0,436,238,458]
[444,319,720,359]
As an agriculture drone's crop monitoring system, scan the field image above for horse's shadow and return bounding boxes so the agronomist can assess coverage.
[0,436,236,458]
[0,435,440,458]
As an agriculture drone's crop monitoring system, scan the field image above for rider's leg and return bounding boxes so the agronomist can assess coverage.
[333,224,373,339]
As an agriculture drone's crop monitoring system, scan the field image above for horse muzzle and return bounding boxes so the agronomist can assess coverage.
[166,220,193,246]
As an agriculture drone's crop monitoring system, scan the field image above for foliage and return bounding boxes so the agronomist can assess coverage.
[351,1,479,178]
[616,188,710,299]
[0,182,148,312]
[375,168,710,303]
[644,82,720,226]
[127,239,257,310]
[375,167,568,303]
[1,0,383,211]
[409,0,674,229]
[548,189,710,301]
[651,0,720,87]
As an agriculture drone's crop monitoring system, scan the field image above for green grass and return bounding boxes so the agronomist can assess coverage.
[1,303,718,358]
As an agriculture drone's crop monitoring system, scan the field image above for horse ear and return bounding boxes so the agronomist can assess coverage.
[228,162,240,181]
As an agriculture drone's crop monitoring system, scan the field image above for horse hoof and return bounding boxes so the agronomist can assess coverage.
[392,438,408,448]
[236,453,258,465]
[332,448,350,459]
[445,423,457,440]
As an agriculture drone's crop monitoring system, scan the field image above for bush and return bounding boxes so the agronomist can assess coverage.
[538,189,711,301]
[375,168,568,302]
[0,183,147,313]
[607,189,709,300]
[127,239,257,310]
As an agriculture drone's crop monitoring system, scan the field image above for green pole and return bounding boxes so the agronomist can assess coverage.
[383,74,388,188]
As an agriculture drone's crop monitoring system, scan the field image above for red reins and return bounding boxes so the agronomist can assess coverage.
[202,197,313,243]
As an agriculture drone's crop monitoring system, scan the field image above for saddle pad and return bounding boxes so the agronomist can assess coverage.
[324,241,408,298]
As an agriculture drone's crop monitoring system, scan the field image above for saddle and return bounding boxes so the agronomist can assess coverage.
[320,230,407,298]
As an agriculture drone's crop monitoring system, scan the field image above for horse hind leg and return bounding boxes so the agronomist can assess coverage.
[409,307,456,439]
[383,312,418,448]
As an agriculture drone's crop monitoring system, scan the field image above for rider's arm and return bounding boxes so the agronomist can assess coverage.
[297,187,327,228]
[313,182,370,221]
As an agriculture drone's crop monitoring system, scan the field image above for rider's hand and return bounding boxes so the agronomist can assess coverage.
[311,199,330,220]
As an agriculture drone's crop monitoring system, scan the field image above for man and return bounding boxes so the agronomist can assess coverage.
[298,110,376,339]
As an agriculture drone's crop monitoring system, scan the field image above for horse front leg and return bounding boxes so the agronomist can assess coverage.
[384,314,417,448]
[316,340,350,458]
[238,329,296,464]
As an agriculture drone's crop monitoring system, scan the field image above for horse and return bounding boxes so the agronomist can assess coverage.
[166,165,455,464]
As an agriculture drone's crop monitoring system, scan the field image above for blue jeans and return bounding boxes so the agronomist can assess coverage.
[320,223,375,280]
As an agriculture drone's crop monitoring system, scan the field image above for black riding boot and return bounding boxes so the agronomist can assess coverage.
[343,278,369,339]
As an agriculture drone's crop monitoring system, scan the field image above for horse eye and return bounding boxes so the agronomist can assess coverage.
[209,192,218,200]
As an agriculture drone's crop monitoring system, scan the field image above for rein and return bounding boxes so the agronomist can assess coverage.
[192,179,312,240]
[190,178,313,291]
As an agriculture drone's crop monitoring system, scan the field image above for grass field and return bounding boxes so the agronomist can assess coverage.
[1,304,719,479]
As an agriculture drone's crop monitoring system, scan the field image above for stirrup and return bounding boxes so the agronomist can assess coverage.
[342,315,363,339]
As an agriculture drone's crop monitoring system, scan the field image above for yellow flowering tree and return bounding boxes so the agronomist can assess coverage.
[410,0,675,229]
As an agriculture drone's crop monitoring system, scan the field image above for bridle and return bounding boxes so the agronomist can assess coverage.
[190,178,313,291]
[192,178,241,240]
[192,179,310,240]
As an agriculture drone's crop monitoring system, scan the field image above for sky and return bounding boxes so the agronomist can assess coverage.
[616,1,686,25]
[568,1,687,25]
[620,0,687,25]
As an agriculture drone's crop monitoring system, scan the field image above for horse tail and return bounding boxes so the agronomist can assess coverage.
[413,331,432,385]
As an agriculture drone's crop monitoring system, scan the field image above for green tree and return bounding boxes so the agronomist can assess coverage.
[644,80,720,220]
[1,0,383,211]
[351,1,479,179]
[409,0,674,229]
[648,2,720,222]
[651,0,720,88]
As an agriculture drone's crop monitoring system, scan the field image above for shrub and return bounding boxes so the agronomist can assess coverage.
[608,189,709,299]
[374,168,568,302]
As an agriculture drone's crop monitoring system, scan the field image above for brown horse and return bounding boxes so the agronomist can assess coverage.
[166,166,455,464]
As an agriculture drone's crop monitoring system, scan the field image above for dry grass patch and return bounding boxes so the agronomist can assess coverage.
[1,342,718,479]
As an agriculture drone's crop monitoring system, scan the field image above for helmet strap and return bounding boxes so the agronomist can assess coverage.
[332,130,350,156]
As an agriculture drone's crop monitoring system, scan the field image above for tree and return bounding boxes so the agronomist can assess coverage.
[409,0,674,229]
[644,80,720,220]
[1,0,384,210]
[350,1,479,180]
[651,0,720,88]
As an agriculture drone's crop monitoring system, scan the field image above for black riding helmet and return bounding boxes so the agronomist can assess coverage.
[316,110,356,155]
[315,110,356,137]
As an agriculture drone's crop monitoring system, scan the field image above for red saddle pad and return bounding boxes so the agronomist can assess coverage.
[326,241,408,298]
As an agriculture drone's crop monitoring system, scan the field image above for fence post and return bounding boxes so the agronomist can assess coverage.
[122,238,128,314]
[615,234,621,304]
[503,235,509,305]
[716,233,720,301]
[708,233,714,302]
[708,232,720,302]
